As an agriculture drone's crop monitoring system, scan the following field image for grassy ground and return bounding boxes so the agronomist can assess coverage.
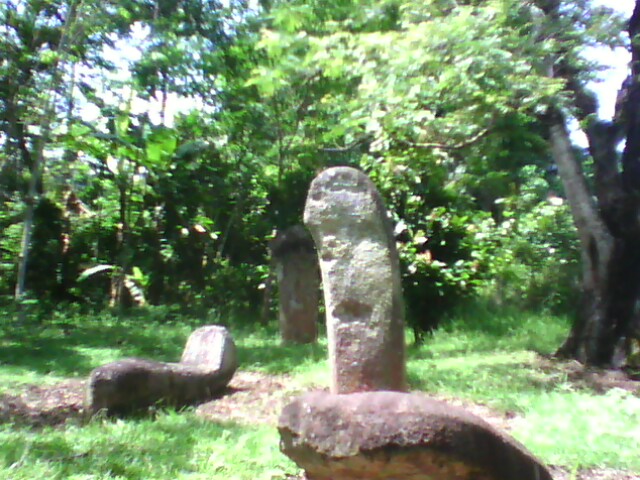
[409,308,640,472]
[0,305,639,479]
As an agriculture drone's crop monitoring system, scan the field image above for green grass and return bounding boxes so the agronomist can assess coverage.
[0,308,331,393]
[236,328,329,386]
[0,314,191,392]
[513,389,640,470]
[1,305,639,478]
[407,307,640,472]
[0,412,297,479]
[407,308,571,410]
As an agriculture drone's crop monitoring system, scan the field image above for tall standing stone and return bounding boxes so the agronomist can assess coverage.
[281,169,553,480]
[271,225,320,344]
[304,167,406,393]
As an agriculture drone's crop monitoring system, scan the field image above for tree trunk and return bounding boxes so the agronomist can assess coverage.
[547,115,612,364]
[110,181,130,309]
[547,0,640,366]
[14,0,79,311]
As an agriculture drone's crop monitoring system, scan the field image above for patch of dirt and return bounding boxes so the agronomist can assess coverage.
[536,355,640,394]
[196,371,307,425]
[0,368,638,480]
[549,466,640,480]
[0,379,85,427]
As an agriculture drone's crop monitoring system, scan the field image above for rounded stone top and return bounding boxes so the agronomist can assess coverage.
[303,167,385,228]
[270,225,316,259]
[308,166,374,196]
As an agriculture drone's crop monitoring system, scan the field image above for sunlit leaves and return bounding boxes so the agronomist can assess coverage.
[245,65,290,97]
[271,4,314,33]
[144,127,177,167]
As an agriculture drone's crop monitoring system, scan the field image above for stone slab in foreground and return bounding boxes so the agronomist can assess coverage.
[279,391,553,480]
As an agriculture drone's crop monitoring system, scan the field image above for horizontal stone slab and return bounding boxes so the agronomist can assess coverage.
[279,391,552,480]
[86,326,237,417]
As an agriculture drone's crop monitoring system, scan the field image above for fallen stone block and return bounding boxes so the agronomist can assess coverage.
[86,325,237,417]
[180,325,238,371]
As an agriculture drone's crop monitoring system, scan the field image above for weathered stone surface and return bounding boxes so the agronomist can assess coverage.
[86,326,237,417]
[181,325,238,375]
[270,225,320,344]
[283,168,554,479]
[279,391,553,480]
[303,167,406,393]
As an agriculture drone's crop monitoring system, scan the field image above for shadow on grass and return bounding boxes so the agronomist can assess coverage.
[0,315,197,377]
[0,414,273,479]
[236,339,327,374]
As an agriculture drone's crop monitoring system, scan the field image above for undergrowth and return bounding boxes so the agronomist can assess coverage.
[0,304,638,478]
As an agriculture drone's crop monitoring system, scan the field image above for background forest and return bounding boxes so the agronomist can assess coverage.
[0,0,632,355]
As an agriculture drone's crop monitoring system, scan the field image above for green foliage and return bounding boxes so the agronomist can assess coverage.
[247,0,593,336]
[0,0,623,335]
[78,264,147,306]
[78,265,116,282]
[397,206,480,337]
[471,168,581,312]
[0,201,23,297]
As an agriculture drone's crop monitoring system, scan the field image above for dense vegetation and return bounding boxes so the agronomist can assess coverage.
[1,0,638,363]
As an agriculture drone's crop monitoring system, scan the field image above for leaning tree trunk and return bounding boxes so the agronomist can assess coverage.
[547,117,612,365]
[550,117,640,366]
[542,0,640,366]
